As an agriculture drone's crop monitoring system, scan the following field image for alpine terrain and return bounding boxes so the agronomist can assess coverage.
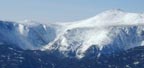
[0,9,144,68]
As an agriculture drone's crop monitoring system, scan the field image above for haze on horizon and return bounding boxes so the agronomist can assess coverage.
[0,0,144,23]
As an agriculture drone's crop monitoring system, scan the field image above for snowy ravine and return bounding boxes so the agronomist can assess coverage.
[0,9,144,59]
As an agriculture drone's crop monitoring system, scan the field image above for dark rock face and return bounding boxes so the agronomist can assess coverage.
[0,44,144,68]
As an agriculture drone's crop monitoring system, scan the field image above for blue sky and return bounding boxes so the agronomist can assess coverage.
[0,0,144,22]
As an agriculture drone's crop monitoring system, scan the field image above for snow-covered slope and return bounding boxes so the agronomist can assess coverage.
[0,21,61,49]
[0,9,144,59]
[42,9,144,58]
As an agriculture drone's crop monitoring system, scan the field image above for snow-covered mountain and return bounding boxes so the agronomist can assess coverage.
[0,9,144,59]
[0,20,59,49]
